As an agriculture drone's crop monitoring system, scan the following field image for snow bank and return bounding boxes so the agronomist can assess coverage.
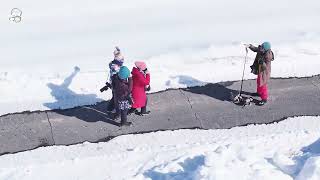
[296,156,320,180]
[1,116,320,180]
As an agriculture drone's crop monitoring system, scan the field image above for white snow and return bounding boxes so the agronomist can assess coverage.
[1,1,319,179]
[0,116,320,180]
[0,0,320,115]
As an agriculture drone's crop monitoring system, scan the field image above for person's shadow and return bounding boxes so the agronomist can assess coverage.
[167,75,255,102]
[44,66,103,109]
[43,66,119,126]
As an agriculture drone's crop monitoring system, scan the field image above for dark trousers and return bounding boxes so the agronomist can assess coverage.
[107,92,120,113]
[107,96,114,111]
[141,98,148,113]
[120,109,128,124]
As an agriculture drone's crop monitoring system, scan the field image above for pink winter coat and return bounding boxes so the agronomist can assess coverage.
[131,67,150,108]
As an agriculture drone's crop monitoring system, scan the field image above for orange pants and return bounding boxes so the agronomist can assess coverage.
[257,74,268,101]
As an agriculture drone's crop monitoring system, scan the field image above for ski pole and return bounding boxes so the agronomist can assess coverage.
[239,47,248,95]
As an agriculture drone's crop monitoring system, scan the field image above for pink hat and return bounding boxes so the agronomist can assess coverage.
[135,61,147,70]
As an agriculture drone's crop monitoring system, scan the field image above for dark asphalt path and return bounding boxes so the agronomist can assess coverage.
[1,75,320,155]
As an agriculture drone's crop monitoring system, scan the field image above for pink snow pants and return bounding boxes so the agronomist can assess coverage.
[257,74,268,101]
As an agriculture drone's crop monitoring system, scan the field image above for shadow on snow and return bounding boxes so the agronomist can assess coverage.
[43,66,119,126]
[143,155,205,180]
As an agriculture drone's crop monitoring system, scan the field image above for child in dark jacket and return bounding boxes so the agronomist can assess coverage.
[112,66,133,126]
[104,47,125,112]
[129,61,150,115]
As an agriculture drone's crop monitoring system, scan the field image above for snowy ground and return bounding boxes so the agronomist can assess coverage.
[0,0,320,115]
[1,1,320,179]
[0,116,320,180]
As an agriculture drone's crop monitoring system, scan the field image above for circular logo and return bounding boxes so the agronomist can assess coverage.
[9,8,22,23]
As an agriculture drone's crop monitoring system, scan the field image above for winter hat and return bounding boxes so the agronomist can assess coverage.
[118,66,130,80]
[134,61,147,70]
[113,46,124,62]
[113,46,121,56]
[262,42,271,51]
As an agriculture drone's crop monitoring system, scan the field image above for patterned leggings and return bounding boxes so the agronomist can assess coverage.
[118,100,131,124]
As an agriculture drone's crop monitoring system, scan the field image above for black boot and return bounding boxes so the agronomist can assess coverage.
[257,99,267,106]
[142,98,150,114]
[128,108,137,115]
[135,106,150,116]
[120,109,132,126]
[141,106,150,114]
[112,113,119,120]
[121,122,132,126]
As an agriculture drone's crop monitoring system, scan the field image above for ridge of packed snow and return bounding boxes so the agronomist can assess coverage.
[1,116,320,180]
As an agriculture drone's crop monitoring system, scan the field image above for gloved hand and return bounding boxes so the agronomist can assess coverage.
[145,85,151,91]
[143,68,150,74]
[105,82,112,88]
